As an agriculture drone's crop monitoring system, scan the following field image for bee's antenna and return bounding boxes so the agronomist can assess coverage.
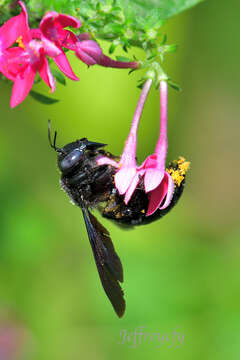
[48,120,62,153]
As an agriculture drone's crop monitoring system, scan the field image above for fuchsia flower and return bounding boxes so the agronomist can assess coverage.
[0,1,28,68]
[40,11,139,69]
[40,11,138,70]
[0,1,55,107]
[0,1,139,107]
[0,2,26,58]
[40,11,81,80]
[98,80,174,216]
[74,39,139,69]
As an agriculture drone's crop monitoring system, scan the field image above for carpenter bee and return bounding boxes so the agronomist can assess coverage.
[48,121,189,317]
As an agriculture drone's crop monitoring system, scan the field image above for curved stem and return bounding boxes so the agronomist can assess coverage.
[155,80,168,166]
[120,78,153,165]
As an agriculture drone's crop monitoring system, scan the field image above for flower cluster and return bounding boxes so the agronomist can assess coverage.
[0,1,138,108]
[98,79,190,216]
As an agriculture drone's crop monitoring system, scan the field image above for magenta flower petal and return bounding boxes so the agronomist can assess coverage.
[39,11,58,33]
[18,0,31,43]
[53,51,79,80]
[39,56,55,92]
[96,156,118,167]
[159,173,175,210]
[0,0,29,50]
[60,31,78,50]
[0,47,25,80]
[124,172,141,204]
[0,17,22,50]
[146,173,169,216]
[10,66,35,108]
[77,33,91,41]
[138,154,165,193]
[144,169,165,193]
[75,48,97,65]
[114,167,136,195]
[75,40,102,66]
[57,13,81,28]
[29,28,41,39]
[40,12,81,46]
[41,37,61,57]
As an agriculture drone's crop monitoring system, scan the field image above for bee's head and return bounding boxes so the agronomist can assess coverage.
[48,120,106,174]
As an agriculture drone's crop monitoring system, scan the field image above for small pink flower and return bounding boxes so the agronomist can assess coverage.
[40,10,138,70]
[75,40,103,66]
[97,80,174,216]
[40,11,81,80]
[75,39,139,69]
[0,1,28,65]
[0,1,55,107]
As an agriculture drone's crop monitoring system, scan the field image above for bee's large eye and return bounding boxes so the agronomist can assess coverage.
[59,149,84,173]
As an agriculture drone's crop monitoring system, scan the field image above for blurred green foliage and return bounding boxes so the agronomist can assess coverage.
[0,0,240,359]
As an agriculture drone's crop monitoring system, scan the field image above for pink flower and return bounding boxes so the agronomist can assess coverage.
[0,1,28,67]
[40,11,139,70]
[74,39,139,69]
[97,80,174,216]
[40,11,81,80]
[0,1,55,107]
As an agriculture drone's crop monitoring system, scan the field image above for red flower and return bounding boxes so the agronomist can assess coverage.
[40,12,80,80]
[0,1,55,107]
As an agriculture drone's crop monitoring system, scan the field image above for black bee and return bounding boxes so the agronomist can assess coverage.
[48,121,189,317]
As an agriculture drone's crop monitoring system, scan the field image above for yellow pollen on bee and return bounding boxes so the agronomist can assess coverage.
[16,36,25,49]
[167,157,190,187]
[178,157,190,175]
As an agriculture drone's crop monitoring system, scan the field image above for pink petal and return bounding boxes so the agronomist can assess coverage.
[18,1,31,44]
[10,65,35,108]
[57,14,81,28]
[144,169,165,193]
[75,48,97,66]
[124,173,141,204]
[60,30,78,50]
[39,56,55,92]
[0,0,29,50]
[146,174,169,216]
[0,16,21,49]
[77,33,91,41]
[42,36,62,57]
[96,156,118,167]
[114,167,136,195]
[75,41,103,66]
[140,154,158,169]
[77,40,102,56]
[40,11,58,30]
[159,173,175,210]
[0,47,26,80]
[30,28,41,39]
[53,51,78,81]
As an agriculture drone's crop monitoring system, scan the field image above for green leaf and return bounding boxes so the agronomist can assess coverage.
[51,69,66,86]
[29,91,59,105]
[168,80,182,91]
[120,0,205,20]
[115,56,132,62]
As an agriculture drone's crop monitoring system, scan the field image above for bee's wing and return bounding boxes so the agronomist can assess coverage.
[81,206,125,317]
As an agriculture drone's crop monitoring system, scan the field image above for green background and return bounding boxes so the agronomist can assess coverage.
[0,0,240,359]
